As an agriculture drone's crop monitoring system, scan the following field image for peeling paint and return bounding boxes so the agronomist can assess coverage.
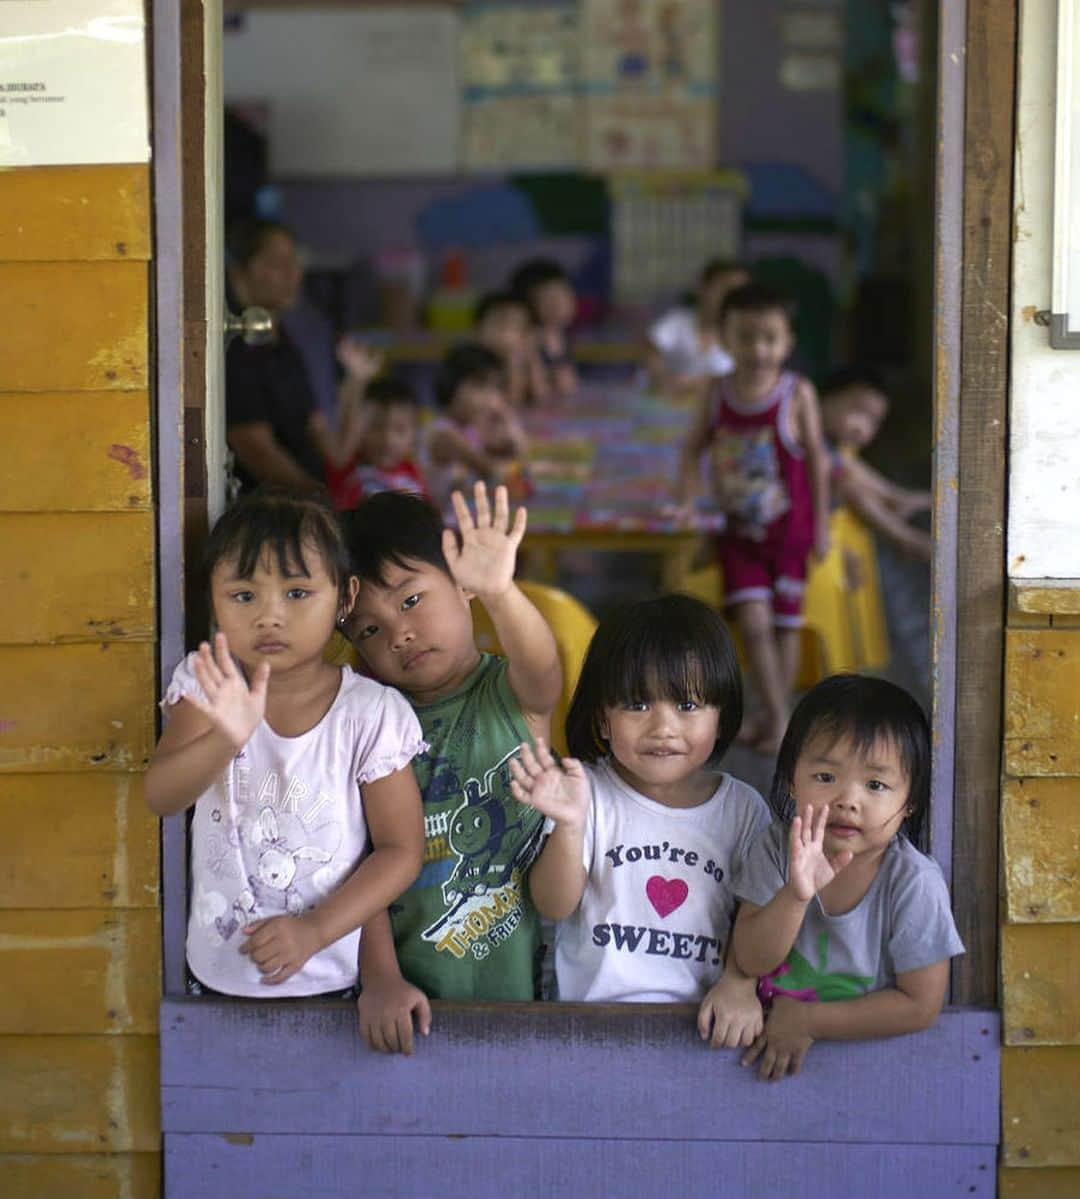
[106,443,147,480]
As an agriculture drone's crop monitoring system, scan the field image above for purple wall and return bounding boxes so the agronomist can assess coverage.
[161,1000,999,1199]
[719,0,843,194]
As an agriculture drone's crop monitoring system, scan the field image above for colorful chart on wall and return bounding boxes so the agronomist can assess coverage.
[0,0,149,166]
[581,0,717,170]
[461,1,580,170]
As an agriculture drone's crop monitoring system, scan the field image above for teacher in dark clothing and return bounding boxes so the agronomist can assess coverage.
[225,219,334,493]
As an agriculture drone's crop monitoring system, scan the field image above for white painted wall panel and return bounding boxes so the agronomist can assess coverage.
[1010,0,1080,578]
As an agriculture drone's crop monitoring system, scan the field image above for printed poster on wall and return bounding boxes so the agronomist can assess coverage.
[0,0,149,166]
[461,0,580,170]
[581,0,716,170]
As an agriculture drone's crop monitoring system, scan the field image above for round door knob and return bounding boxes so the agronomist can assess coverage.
[224,306,274,346]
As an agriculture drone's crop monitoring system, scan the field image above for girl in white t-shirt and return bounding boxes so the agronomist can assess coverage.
[646,258,749,393]
[146,489,425,997]
[509,594,770,1048]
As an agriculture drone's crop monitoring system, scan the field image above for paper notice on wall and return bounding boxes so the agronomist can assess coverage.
[581,0,717,171]
[461,1,580,169]
[0,0,149,166]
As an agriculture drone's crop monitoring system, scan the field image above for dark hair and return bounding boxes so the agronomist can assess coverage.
[202,487,351,601]
[364,375,418,410]
[225,217,294,268]
[434,341,505,410]
[509,257,572,315]
[474,290,529,326]
[818,365,890,401]
[700,258,748,286]
[768,674,931,849]
[340,490,451,587]
[719,281,796,326]
[565,594,743,764]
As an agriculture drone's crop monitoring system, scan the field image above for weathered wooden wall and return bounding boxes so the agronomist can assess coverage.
[998,591,1080,1196]
[0,165,160,1196]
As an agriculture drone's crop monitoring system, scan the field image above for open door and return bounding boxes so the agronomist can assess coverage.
[151,2,1005,1194]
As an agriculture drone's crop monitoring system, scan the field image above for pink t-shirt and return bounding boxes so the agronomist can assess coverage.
[163,657,425,997]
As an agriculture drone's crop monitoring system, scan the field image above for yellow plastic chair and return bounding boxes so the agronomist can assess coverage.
[675,506,889,688]
[677,561,829,690]
[829,507,890,669]
[472,580,598,756]
[325,629,359,670]
[326,584,596,755]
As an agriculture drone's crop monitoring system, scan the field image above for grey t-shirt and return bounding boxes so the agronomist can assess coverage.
[734,824,964,1001]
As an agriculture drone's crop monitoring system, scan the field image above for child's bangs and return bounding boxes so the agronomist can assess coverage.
[804,710,915,782]
[229,522,314,582]
[206,497,348,593]
[602,624,718,708]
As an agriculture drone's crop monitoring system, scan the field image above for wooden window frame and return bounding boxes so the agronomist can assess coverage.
[151,0,1008,1190]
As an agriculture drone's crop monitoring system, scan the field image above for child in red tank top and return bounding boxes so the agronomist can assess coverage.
[677,284,831,755]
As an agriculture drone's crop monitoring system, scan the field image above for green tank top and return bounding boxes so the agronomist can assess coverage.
[390,654,545,1000]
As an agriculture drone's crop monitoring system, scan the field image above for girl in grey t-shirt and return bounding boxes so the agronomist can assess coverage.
[731,675,964,1081]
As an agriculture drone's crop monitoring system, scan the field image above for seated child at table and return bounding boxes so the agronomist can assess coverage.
[474,290,548,409]
[677,283,831,756]
[731,674,963,1080]
[327,372,429,510]
[508,594,770,1047]
[819,367,932,562]
[510,257,579,402]
[342,484,562,1052]
[646,258,750,393]
[427,342,528,509]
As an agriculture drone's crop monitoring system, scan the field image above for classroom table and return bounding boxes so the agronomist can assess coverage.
[517,385,724,590]
[358,329,647,367]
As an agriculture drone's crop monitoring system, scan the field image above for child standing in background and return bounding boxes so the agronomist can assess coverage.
[732,674,963,1080]
[427,342,528,509]
[677,283,831,756]
[473,291,548,409]
[145,489,425,997]
[510,258,580,402]
[646,258,750,393]
[342,484,562,1052]
[327,373,429,510]
[509,594,770,1048]
[819,367,932,562]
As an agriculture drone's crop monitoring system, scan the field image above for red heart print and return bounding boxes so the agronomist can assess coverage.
[646,875,688,918]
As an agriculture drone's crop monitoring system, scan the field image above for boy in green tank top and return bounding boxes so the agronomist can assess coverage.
[342,483,562,1053]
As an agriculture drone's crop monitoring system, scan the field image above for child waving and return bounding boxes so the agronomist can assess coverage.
[510,595,770,1048]
[732,674,964,1079]
[146,489,425,996]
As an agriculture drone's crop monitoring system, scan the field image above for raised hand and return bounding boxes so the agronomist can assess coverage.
[787,803,853,901]
[336,337,383,386]
[509,738,589,831]
[442,481,526,600]
[186,632,269,750]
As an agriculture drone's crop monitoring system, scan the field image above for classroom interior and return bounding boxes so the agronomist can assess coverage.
[220,0,937,756]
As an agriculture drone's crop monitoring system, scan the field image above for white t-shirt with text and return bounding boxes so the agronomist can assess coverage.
[553,760,770,1003]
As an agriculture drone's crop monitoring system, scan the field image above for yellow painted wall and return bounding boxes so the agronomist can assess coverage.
[999,609,1080,1196]
[0,165,160,1196]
